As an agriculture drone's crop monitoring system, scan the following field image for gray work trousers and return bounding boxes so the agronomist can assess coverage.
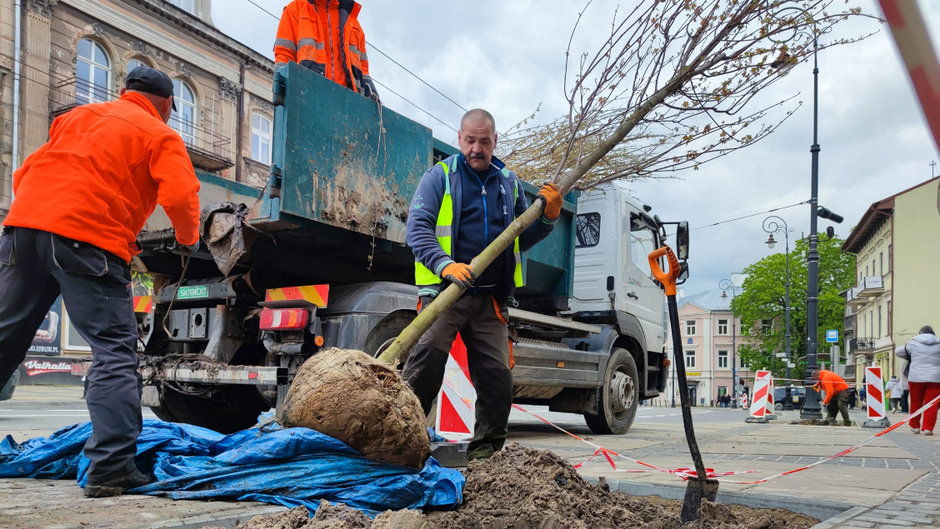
[402,293,512,456]
[0,228,142,480]
[826,389,851,425]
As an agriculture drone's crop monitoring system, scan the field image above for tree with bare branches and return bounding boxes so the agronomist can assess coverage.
[382,0,874,363]
[500,0,874,188]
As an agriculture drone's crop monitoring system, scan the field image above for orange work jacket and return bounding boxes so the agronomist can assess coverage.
[814,370,849,404]
[6,91,201,263]
[274,0,377,98]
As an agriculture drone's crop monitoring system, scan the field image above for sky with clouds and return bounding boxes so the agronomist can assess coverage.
[213,0,940,298]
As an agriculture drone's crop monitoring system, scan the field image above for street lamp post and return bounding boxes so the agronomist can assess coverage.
[768,7,831,419]
[763,216,793,384]
[719,279,737,409]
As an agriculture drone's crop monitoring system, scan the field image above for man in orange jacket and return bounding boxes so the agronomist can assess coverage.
[812,369,852,426]
[274,0,380,102]
[0,66,201,497]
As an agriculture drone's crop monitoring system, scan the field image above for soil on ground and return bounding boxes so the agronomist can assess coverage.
[229,445,818,529]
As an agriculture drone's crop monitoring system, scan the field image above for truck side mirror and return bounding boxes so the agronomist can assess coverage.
[675,221,689,261]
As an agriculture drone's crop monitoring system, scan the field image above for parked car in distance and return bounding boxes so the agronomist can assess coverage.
[0,370,19,401]
[774,385,805,410]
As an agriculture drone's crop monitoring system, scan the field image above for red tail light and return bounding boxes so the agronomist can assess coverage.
[259,308,309,330]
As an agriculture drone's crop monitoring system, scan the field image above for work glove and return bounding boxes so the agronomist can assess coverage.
[538,183,562,220]
[441,262,476,289]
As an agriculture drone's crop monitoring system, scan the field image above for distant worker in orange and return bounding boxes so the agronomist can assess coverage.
[274,0,380,102]
[0,66,201,498]
[812,369,851,426]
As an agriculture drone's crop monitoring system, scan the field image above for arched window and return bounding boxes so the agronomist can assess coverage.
[250,113,272,165]
[125,57,149,74]
[76,39,111,105]
[171,79,196,146]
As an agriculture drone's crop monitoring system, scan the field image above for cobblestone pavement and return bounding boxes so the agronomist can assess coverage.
[830,433,940,529]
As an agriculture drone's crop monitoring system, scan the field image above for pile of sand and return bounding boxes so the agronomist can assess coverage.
[277,348,430,469]
[228,444,818,529]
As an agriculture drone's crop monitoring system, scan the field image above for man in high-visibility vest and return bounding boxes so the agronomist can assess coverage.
[273,0,380,102]
[404,109,561,460]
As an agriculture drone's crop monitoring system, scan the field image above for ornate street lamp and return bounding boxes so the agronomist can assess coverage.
[762,216,793,383]
[719,279,737,409]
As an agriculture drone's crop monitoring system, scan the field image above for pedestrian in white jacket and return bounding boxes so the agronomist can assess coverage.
[895,326,940,435]
[886,375,900,413]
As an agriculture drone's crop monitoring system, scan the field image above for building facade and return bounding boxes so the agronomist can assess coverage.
[843,177,940,382]
[0,0,276,383]
[656,288,754,407]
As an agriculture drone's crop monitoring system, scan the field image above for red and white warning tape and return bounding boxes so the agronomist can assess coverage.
[509,393,940,485]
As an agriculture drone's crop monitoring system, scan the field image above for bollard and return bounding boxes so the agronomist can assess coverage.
[862,366,891,429]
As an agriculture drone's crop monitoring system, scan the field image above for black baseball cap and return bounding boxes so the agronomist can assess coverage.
[125,66,176,110]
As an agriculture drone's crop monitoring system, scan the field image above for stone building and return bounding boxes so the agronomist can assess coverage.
[0,0,276,383]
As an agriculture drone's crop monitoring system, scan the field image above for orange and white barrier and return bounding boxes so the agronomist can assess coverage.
[764,380,777,420]
[745,370,773,423]
[862,366,891,428]
[435,333,477,441]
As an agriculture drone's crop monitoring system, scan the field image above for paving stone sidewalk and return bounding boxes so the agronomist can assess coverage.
[828,433,940,529]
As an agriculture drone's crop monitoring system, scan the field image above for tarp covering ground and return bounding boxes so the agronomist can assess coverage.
[0,419,464,515]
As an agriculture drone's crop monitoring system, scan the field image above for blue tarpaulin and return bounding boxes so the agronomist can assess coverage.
[0,419,464,515]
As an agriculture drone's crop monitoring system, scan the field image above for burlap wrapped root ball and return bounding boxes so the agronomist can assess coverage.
[277,347,430,469]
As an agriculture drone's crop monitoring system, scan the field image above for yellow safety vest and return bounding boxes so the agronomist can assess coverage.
[414,157,524,289]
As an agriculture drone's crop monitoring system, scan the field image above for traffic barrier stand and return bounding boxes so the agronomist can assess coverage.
[764,376,778,420]
[862,366,891,429]
[435,333,477,441]
[745,370,773,423]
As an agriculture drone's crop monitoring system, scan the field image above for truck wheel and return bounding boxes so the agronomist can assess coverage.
[153,384,269,434]
[584,348,639,435]
[363,314,414,369]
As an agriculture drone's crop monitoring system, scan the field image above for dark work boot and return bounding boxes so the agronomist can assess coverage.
[84,468,153,498]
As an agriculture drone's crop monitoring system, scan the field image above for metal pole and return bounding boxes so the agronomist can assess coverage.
[801,35,823,419]
[719,279,737,409]
[784,226,792,383]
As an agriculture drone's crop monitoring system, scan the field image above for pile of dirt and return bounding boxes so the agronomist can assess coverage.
[277,348,430,468]
[227,445,819,529]
[233,501,373,529]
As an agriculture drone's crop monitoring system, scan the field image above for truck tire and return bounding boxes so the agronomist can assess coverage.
[363,314,414,369]
[584,348,639,435]
[152,384,269,434]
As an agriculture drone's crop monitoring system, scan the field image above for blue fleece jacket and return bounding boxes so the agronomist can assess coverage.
[406,153,555,298]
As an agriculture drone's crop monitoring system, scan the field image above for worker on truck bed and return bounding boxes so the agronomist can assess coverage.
[812,369,851,426]
[0,66,201,498]
[404,108,562,460]
[274,0,380,102]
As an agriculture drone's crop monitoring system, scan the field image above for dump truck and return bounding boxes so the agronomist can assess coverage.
[135,62,689,436]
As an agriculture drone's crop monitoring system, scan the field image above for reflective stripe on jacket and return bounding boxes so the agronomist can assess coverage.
[274,0,378,99]
[413,156,524,291]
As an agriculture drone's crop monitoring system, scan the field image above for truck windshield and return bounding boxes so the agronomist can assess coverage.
[630,214,660,277]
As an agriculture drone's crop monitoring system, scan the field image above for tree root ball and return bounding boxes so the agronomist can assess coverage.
[277,348,430,469]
